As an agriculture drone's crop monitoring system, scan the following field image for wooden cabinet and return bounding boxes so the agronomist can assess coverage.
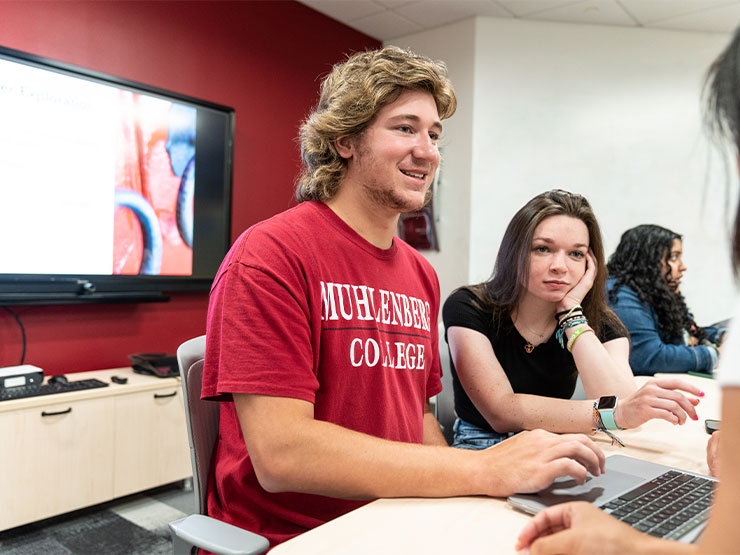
[114,385,191,497]
[0,368,191,532]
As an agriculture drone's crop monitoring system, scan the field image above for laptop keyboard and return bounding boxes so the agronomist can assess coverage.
[600,470,715,540]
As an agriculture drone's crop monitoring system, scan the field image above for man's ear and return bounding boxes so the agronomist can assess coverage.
[334,135,355,160]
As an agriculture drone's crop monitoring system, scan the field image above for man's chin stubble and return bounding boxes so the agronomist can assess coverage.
[363,185,430,213]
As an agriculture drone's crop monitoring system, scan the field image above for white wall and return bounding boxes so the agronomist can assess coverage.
[393,17,735,325]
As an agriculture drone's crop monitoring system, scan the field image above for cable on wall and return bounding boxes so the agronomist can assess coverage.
[1,306,26,365]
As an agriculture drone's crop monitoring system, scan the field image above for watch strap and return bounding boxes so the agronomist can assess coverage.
[598,401,622,430]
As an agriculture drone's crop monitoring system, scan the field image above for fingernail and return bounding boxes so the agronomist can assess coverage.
[693,415,699,420]
[699,391,705,397]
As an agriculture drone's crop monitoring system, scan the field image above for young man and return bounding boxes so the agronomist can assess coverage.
[202,46,605,548]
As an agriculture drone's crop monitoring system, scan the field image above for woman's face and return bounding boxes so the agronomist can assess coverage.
[661,238,687,292]
[525,215,589,304]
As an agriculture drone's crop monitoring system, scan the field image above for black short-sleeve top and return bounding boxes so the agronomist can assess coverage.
[442,288,625,432]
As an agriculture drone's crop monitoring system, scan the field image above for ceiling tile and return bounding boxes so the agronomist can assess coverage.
[525,0,637,26]
[395,0,511,27]
[618,0,738,25]
[297,0,738,36]
[649,2,740,33]
[299,0,385,22]
[351,10,425,40]
[495,0,585,17]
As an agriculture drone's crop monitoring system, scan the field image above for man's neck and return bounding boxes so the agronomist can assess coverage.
[325,187,400,250]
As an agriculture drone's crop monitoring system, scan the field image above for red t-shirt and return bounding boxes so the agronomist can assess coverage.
[202,201,442,548]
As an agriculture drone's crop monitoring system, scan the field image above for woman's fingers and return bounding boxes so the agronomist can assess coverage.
[651,377,705,398]
[516,504,572,550]
[620,380,701,428]
[646,383,700,421]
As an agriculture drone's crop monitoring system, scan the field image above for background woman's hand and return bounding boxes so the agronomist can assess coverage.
[613,377,703,429]
[516,501,669,554]
[558,250,596,312]
[707,430,721,478]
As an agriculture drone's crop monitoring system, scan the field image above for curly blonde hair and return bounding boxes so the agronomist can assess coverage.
[296,46,457,203]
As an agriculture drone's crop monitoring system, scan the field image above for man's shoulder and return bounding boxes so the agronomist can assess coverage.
[231,202,323,251]
[393,236,437,274]
[246,201,321,235]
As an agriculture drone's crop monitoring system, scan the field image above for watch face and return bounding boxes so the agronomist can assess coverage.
[598,395,617,410]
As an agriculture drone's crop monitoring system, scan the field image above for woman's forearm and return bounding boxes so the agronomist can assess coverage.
[570,333,635,398]
[480,394,596,434]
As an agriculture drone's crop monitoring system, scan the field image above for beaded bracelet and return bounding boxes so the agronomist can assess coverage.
[559,314,587,329]
[566,325,594,352]
[555,305,583,322]
[557,310,585,328]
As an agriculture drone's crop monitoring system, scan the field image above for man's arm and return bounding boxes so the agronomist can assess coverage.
[234,393,606,500]
[423,400,448,446]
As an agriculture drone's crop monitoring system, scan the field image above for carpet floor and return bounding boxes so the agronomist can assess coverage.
[0,482,195,555]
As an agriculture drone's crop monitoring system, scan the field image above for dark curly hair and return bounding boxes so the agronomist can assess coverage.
[607,224,704,343]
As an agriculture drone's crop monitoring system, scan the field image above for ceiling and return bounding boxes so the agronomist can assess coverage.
[298,0,740,40]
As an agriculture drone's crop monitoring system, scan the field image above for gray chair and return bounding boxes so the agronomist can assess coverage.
[169,335,269,555]
[434,322,457,444]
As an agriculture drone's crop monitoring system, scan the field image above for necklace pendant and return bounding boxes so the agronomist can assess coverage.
[524,342,534,354]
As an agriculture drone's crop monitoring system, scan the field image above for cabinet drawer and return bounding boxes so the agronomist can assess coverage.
[113,386,191,497]
[0,397,115,530]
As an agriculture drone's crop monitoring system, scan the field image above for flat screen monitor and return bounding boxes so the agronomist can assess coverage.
[0,45,234,305]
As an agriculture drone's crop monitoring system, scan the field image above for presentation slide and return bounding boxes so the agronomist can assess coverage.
[0,58,195,276]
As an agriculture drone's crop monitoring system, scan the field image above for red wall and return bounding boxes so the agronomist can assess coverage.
[0,0,379,374]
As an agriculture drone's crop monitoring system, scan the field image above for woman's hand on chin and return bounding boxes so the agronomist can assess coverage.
[558,250,596,312]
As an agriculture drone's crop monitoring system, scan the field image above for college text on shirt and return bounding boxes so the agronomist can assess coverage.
[321,281,431,371]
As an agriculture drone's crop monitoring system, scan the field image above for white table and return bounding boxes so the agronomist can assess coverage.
[272,374,719,554]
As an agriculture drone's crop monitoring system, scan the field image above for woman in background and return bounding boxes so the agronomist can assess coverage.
[607,224,725,375]
[443,190,701,451]
[516,24,740,555]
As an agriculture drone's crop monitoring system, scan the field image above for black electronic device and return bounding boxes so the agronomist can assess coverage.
[705,419,720,434]
[129,353,179,378]
[48,374,69,386]
[111,375,128,385]
[597,395,617,410]
[0,45,234,306]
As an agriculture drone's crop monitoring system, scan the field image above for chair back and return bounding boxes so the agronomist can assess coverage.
[177,335,218,515]
[436,322,457,444]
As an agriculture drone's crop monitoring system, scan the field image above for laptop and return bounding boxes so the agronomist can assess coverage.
[508,454,716,543]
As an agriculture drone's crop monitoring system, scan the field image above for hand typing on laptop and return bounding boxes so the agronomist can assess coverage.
[483,429,606,496]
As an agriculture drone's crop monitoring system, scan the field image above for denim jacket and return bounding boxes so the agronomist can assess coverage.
[607,278,722,375]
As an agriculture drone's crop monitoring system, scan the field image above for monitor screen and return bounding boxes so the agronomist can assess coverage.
[0,45,233,304]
